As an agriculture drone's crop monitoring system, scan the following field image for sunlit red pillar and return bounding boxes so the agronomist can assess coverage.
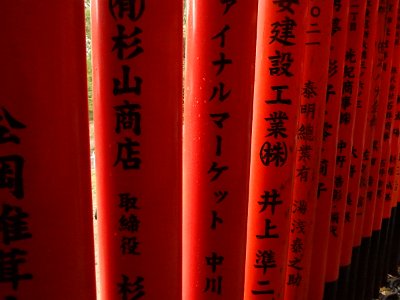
[307,3,350,300]
[244,1,306,299]
[0,1,96,299]
[283,1,333,299]
[183,1,258,299]
[92,1,183,299]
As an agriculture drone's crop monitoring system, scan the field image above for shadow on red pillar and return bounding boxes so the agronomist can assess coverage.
[0,1,96,299]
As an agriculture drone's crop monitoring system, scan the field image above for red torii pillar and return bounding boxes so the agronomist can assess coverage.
[92,1,183,299]
[0,1,96,299]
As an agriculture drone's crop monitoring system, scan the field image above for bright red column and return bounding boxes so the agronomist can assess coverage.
[244,1,306,299]
[0,1,96,299]
[92,1,183,299]
[283,1,333,299]
[308,2,350,299]
[183,1,258,299]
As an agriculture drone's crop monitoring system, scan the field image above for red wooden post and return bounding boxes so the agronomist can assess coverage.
[347,1,380,299]
[308,3,350,300]
[336,1,368,297]
[0,1,96,299]
[360,1,399,298]
[92,1,183,299]
[323,2,367,298]
[379,7,400,279]
[183,1,258,299]
[244,1,306,298]
[283,1,333,299]
[371,0,400,291]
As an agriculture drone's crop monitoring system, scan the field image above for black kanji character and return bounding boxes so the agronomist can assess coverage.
[332,18,341,35]
[326,84,336,103]
[114,138,141,170]
[258,189,283,214]
[344,65,355,78]
[204,276,222,294]
[298,144,312,162]
[334,175,344,188]
[272,0,299,14]
[0,204,31,245]
[113,65,142,96]
[300,103,316,118]
[292,200,307,215]
[220,0,236,14]
[323,122,333,141]
[342,81,354,95]
[288,257,303,270]
[214,191,228,203]
[287,272,302,286]
[212,53,232,76]
[297,124,313,141]
[318,182,328,197]
[345,48,356,63]
[256,219,279,239]
[0,108,26,145]
[212,25,230,48]
[268,50,294,77]
[207,162,228,181]
[119,193,140,211]
[266,85,292,105]
[340,112,351,124]
[209,83,231,102]
[210,112,230,129]
[270,17,297,46]
[211,211,223,230]
[0,156,24,199]
[216,135,222,156]
[112,25,143,60]
[117,275,145,300]
[114,100,141,135]
[336,155,346,168]
[119,214,140,232]
[251,280,274,295]
[265,111,288,138]
[254,250,277,274]
[291,219,306,234]
[328,59,338,78]
[206,252,224,273]
[296,165,310,182]
[0,249,32,290]
[260,141,288,167]
[302,80,317,99]
[341,96,351,110]
[109,0,145,21]
[121,237,140,255]
[320,159,328,176]
[291,237,304,253]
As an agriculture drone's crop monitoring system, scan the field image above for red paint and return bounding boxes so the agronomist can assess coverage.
[92,1,183,299]
[183,1,258,299]
[325,0,367,283]
[308,2,350,299]
[0,1,96,299]
[283,1,333,299]
[244,1,307,299]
